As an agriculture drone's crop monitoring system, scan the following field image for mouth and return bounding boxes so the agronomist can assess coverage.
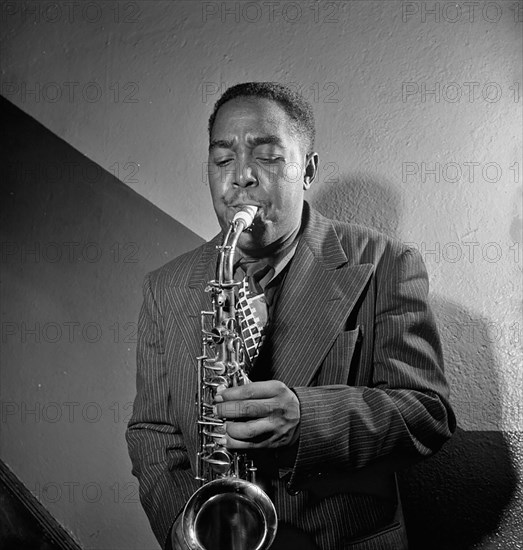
[228,203,263,219]
[226,204,263,232]
[229,203,260,210]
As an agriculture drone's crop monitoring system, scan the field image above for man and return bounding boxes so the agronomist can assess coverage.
[126,82,456,550]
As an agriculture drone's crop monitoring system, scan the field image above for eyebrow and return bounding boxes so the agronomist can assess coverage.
[209,134,284,151]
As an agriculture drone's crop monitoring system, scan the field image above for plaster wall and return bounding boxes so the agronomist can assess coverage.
[1,96,204,549]
[1,1,521,548]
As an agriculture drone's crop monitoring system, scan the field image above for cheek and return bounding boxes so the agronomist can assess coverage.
[208,185,218,207]
[281,162,303,184]
[258,163,281,183]
[209,166,237,198]
[272,180,301,206]
[208,175,225,200]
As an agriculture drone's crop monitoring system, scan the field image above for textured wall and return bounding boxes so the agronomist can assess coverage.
[1,0,521,548]
[1,97,203,549]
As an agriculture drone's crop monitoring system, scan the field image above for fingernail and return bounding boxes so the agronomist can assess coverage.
[217,437,227,446]
[214,395,223,403]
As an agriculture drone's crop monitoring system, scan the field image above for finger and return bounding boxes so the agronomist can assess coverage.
[214,380,285,403]
[225,419,276,449]
[225,418,276,442]
[215,398,276,419]
[226,436,271,449]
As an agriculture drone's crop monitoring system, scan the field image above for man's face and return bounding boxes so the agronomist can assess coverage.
[208,97,317,252]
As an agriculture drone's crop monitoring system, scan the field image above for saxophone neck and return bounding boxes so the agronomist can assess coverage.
[220,206,259,283]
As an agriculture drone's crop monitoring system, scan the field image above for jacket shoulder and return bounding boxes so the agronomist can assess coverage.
[145,241,209,292]
[329,218,413,264]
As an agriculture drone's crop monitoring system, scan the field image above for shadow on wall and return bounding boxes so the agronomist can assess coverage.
[0,96,204,549]
[311,175,518,550]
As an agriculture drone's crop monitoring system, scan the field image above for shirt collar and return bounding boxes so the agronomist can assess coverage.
[235,221,301,284]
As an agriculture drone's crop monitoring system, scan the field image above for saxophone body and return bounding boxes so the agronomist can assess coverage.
[181,205,278,550]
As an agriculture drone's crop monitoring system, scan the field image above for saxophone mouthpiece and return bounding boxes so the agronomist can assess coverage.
[232,205,258,231]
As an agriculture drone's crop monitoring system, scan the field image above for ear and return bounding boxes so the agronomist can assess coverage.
[303,152,319,190]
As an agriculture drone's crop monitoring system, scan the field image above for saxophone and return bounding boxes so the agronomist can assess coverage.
[181,205,278,550]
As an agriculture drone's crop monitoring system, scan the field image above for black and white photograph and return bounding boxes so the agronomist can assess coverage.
[1,1,521,549]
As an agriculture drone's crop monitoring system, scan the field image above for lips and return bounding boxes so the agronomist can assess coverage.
[229,203,260,209]
[228,203,263,219]
[225,204,263,231]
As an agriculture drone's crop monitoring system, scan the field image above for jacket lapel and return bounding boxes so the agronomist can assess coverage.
[174,235,221,365]
[267,206,374,388]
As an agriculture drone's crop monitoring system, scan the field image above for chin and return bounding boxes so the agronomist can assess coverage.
[236,231,257,250]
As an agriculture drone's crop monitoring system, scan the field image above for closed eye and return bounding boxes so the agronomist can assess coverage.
[257,157,282,164]
[215,159,233,167]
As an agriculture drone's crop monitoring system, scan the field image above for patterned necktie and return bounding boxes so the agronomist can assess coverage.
[236,262,272,365]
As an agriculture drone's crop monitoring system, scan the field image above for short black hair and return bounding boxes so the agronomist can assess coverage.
[208,82,315,153]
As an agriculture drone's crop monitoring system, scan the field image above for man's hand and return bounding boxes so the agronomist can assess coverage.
[213,380,301,449]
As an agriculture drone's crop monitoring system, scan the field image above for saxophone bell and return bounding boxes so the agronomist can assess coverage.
[182,478,277,550]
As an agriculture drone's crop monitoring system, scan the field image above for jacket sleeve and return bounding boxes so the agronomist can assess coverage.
[126,273,198,549]
[288,245,456,488]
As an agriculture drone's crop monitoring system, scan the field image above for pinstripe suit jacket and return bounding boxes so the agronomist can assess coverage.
[126,202,455,550]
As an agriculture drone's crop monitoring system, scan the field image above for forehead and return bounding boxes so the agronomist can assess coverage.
[211,97,295,140]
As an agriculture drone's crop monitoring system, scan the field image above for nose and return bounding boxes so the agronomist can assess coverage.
[234,161,257,188]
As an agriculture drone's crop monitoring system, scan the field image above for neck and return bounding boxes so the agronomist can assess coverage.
[238,221,302,261]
